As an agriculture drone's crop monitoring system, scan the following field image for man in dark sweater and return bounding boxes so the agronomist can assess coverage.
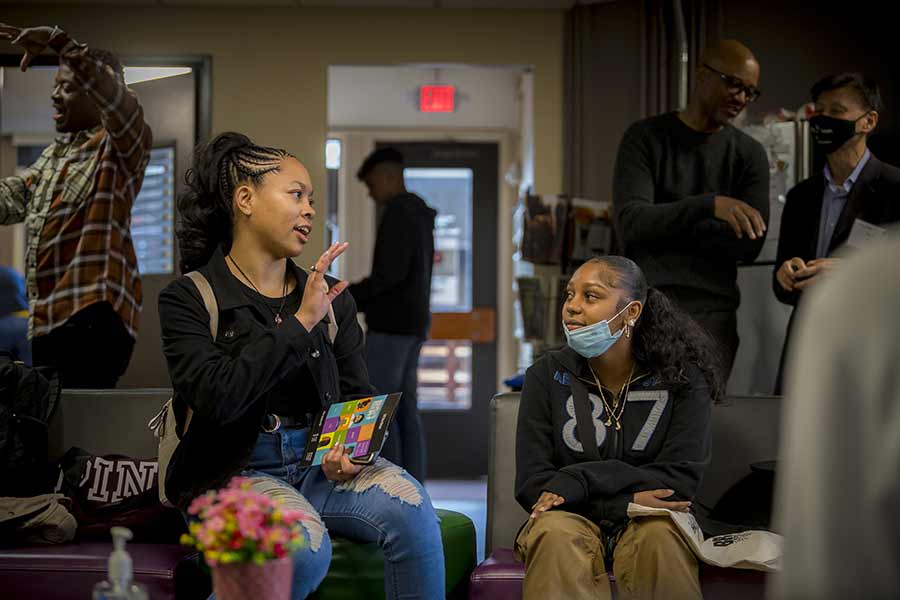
[348,148,436,482]
[613,39,770,378]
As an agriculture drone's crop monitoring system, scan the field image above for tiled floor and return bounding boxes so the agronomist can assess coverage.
[426,479,488,563]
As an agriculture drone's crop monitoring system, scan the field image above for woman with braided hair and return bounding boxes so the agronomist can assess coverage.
[158,132,444,599]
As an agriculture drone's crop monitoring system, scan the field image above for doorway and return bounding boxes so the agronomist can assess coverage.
[376,141,499,478]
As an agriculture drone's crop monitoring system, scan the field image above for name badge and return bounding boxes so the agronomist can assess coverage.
[847,218,887,249]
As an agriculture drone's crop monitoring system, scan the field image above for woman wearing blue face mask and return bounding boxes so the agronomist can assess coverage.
[514,256,723,600]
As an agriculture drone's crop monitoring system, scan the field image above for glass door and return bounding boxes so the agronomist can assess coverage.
[377,141,498,478]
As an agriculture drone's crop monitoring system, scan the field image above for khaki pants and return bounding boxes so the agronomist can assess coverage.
[514,511,702,600]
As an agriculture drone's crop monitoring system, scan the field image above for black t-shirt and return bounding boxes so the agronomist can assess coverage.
[239,283,319,418]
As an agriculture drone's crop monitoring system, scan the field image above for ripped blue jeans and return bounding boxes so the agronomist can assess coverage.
[241,427,445,600]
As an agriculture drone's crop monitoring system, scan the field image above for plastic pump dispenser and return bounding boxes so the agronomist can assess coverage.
[92,527,149,600]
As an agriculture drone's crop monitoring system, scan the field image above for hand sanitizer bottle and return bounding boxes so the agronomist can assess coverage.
[92,527,149,600]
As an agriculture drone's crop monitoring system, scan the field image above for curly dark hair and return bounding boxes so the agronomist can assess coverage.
[586,256,725,401]
[176,132,293,273]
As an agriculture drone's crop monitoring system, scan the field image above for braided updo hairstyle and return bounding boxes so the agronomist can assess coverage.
[176,132,294,273]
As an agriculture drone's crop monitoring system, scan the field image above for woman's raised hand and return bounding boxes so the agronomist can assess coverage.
[295,242,349,332]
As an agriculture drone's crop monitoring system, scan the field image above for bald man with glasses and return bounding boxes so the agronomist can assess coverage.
[613,39,770,379]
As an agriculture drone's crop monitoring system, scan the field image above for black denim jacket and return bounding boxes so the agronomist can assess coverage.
[158,247,374,509]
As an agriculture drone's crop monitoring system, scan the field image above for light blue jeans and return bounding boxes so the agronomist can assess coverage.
[240,427,445,599]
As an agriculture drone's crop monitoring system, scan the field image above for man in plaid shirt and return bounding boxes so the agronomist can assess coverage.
[0,24,151,388]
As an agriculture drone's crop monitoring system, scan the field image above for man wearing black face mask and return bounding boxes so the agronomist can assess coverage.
[772,73,900,393]
[0,24,151,388]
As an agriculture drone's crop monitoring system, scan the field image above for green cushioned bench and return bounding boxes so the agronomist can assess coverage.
[312,508,476,600]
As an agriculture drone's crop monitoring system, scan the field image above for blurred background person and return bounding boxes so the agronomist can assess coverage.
[0,23,151,388]
[349,147,436,483]
[772,232,900,600]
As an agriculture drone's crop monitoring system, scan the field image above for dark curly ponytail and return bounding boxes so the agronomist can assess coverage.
[176,132,294,273]
[586,256,725,401]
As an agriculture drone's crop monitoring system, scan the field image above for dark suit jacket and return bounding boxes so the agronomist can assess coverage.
[772,154,900,392]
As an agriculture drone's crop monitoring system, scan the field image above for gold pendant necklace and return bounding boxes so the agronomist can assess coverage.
[589,362,635,431]
[228,255,288,327]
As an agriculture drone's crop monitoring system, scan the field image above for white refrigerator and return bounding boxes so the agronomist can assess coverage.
[729,120,814,395]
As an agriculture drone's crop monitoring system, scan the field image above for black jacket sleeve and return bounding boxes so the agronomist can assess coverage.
[690,140,771,263]
[514,366,560,513]
[348,204,415,311]
[332,289,377,400]
[158,278,315,425]
[549,372,711,523]
[613,124,717,247]
[773,185,806,306]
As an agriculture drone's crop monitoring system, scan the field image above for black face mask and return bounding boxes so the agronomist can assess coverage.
[810,113,867,155]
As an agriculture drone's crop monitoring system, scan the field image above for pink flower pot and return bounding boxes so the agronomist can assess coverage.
[211,555,293,600]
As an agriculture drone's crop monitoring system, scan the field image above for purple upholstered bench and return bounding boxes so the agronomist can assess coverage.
[469,548,618,600]
[468,548,526,600]
[0,390,209,599]
[469,547,767,600]
[0,542,207,600]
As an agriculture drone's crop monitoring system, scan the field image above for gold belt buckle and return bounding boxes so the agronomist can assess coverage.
[262,414,282,433]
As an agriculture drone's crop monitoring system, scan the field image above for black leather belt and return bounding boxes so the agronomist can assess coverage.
[262,413,308,432]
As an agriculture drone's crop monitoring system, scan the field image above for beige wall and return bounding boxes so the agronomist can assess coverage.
[119,72,196,387]
[2,5,564,260]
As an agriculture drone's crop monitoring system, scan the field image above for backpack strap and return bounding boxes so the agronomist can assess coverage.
[185,271,218,341]
[180,271,219,435]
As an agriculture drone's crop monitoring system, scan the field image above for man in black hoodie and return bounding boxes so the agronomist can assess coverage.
[349,148,436,483]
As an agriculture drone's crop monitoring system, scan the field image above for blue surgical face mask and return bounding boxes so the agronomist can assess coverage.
[563,304,631,358]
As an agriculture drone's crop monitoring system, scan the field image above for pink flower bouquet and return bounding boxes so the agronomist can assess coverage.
[180,477,306,566]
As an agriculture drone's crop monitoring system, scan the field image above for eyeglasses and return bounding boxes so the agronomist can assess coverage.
[703,63,761,103]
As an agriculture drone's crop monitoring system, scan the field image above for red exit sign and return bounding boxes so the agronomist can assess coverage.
[420,85,455,113]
